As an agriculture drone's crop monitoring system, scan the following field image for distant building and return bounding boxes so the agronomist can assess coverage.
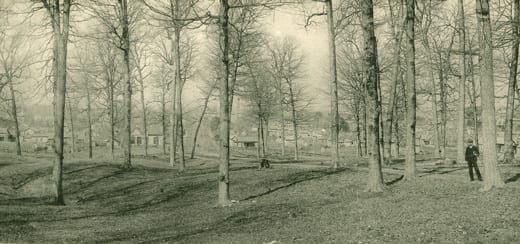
[231,136,257,148]
[0,128,15,142]
[131,128,164,146]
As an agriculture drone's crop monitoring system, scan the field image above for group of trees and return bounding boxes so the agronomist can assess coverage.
[0,0,516,205]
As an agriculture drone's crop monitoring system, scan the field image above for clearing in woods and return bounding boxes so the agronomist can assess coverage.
[1,152,520,243]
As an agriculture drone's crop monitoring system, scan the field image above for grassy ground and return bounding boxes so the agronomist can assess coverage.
[1,151,520,243]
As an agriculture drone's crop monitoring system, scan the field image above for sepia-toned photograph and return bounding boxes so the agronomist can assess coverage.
[1,0,519,243]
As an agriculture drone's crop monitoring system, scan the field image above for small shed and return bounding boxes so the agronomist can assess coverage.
[232,136,257,148]
[495,136,517,153]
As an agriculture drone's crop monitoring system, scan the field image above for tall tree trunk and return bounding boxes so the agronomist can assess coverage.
[66,92,75,153]
[428,50,441,158]
[49,0,71,205]
[468,53,480,146]
[280,96,286,157]
[287,81,299,160]
[108,75,115,158]
[326,0,340,168]
[404,0,417,180]
[86,79,93,159]
[456,0,467,164]
[138,70,148,157]
[476,0,504,190]
[355,100,362,157]
[504,0,520,163]
[191,85,214,159]
[257,117,261,161]
[438,52,447,158]
[177,88,185,171]
[260,117,266,158]
[362,0,384,192]
[161,79,167,155]
[120,0,132,168]
[218,0,231,206]
[8,77,21,157]
[169,56,178,167]
[363,97,368,156]
[385,0,403,163]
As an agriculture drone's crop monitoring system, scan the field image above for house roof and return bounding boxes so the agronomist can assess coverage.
[233,136,257,143]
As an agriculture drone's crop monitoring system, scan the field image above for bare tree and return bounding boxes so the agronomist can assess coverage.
[0,30,33,157]
[404,0,417,180]
[456,0,467,164]
[38,0,72,205]
[503,0,520,163]
[361,0,384,192]
[475,0,504,190]
[267,37,305,160]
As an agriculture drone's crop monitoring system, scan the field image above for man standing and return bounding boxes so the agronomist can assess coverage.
[465,139,482,181]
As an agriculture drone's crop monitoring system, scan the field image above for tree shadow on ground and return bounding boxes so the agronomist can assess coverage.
[385,175,404,185]
[241,168,348,201]
[505,173,520,183]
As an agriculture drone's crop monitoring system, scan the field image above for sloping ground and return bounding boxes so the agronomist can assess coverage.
[0,154,519,243]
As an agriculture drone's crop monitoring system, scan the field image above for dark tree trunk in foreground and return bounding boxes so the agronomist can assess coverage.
[456,0,467,164]
[504,0,520,163]
[362,0,384,192]
[218,0,231,206]
[44,0,72,205]
[476,0,504,190]
[119,0,132,168]
[326,0,340,168]
[404,0,417,180]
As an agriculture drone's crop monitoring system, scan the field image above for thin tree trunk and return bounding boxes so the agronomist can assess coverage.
[363,97,368,156]
[404,0,417,180]
[355,100,362,157]
[456,0,467,164]
[326,0,340,169]
[428,50,441,158]
[120,0,132,168]
[8,77,21,157]
[170,70,177,166]
[161,77,167,155]
[66,92,75,153]
[280,97,286,157]
[260,117,266,158]
[438,52,447,159]
[504,0,519,163]
[138,70,148,157]
[191,86,214,159]
[468,53,480,146]
[257,117,261,161]
[476,0,504,190]
[218,0,231,206]
[108,74,115,158]
[287,82,299,161]
[86,79,93,159]
[362,0,384,192]
[384,0,404,164]
[177,87,185,171]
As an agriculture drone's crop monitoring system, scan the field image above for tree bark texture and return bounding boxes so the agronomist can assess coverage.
[456,0,467,164]
[218,0,231,206]
[362,0,384,192]
[326,0,340,168]
[504,0,520,163]
[404,0,417,180]
[476,0,505,190]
